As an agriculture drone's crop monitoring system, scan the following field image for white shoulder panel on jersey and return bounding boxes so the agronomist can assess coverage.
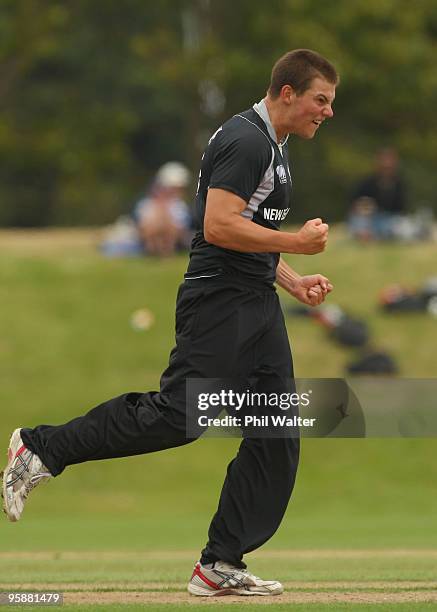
[241,147,275,220]
[234,115,275,220]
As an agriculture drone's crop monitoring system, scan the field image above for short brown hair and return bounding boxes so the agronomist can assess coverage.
[268,49,339,98]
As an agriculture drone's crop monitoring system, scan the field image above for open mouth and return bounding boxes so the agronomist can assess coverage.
[312,120,322,126]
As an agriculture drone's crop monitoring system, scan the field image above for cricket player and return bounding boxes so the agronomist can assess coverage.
[2,49,338,597]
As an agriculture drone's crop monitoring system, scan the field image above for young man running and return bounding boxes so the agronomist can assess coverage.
[2,49,338,597]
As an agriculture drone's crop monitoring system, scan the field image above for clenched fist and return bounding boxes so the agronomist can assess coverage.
[289,274,333,307]
[294,218,329,254]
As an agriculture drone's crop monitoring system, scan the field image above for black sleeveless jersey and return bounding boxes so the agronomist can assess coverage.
[185,104,292,286]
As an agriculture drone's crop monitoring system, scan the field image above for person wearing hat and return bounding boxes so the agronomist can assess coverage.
[136,161,193,256]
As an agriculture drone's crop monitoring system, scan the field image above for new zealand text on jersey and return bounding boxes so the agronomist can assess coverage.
[263,207,290,221]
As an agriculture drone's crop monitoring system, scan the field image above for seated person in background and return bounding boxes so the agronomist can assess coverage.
[348,147,407,240]
[136,162,193,256]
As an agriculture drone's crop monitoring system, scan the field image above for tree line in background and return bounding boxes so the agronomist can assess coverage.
[0,0,436,226]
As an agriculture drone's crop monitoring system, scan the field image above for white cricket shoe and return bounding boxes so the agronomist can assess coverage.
[1,429,52,522]
[188,560,283,596]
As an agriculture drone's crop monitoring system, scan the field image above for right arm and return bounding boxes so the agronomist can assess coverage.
[204,188,328,255]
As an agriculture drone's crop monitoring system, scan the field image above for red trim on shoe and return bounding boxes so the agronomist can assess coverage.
[16,445,27,457]
[8,444,27,462]
[193,563,220,590]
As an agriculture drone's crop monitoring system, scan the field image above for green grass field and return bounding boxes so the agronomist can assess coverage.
[1,228,436,609]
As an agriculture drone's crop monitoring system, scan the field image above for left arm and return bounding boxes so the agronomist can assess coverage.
[276,256,333,307]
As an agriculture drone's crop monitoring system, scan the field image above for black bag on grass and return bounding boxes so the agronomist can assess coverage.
[346,350,398,375]
[330,316,369,347]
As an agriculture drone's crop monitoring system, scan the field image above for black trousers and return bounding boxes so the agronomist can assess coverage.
[22,278,300,568]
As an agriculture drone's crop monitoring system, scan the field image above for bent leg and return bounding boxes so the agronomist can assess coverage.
[20,282,256,476]
[21,390,192,476]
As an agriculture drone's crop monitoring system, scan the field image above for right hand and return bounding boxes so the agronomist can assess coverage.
[291,274,333,306]
[294,218,329,254]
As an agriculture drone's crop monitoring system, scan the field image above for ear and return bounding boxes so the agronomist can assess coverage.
[279,84,296,105]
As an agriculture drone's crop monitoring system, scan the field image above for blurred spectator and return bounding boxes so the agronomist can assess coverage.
[135,162,193,256]
[101,162,193,257]
[348,147,407,240]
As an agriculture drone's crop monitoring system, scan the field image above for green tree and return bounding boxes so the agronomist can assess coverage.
[0,0,436,225]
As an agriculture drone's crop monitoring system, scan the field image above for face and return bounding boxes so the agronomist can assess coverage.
[285,77,336,139]
[377,149,399,176]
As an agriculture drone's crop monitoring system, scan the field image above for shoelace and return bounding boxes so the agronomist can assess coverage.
[240,569,262,582]
[215,564,260,584]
